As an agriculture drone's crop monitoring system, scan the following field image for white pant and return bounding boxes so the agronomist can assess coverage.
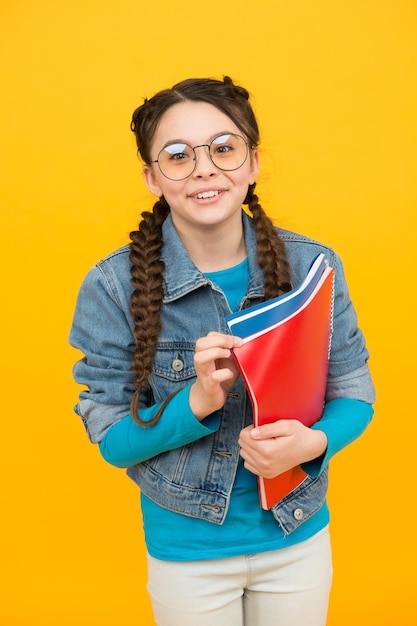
[147,526,332,626]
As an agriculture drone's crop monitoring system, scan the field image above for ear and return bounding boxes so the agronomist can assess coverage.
[142,165,163,198]
[248,149,260,185]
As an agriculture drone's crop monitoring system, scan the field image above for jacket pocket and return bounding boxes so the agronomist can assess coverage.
[150,341,196,402]
[270,467,328,535]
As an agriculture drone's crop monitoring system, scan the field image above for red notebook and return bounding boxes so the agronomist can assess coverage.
[226,254,335,509]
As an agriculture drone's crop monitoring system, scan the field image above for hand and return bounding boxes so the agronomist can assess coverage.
[238,420,328,479]
[189,332,243,420]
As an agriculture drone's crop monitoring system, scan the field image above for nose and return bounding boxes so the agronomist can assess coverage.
[192,144,217,177]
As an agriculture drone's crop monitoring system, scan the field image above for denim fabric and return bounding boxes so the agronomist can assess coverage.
[70,211,375,529]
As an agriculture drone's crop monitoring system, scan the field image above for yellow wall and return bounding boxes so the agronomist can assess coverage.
[1,1,416,624]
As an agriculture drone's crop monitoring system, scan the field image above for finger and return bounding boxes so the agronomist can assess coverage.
[210,368,235,382]
[239,446,278,478]
[250,420,301,440]
[238,425,256,448]
[194,346,235,368]
[195,333,242,352]
[239,429,271,458]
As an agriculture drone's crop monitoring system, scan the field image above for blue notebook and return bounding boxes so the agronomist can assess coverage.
[226,253,329,339]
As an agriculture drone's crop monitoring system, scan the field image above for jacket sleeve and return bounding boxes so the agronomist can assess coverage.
[69,263,137,443]
[325,250,375,405]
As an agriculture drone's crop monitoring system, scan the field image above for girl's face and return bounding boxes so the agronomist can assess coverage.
[142,100,259,235]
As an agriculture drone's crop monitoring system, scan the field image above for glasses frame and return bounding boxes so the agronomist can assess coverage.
[150,133,251,181]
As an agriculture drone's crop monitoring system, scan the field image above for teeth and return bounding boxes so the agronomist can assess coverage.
[196,190,220,199]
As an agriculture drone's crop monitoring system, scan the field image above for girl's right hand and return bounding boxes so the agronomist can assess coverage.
[189,331,243,420]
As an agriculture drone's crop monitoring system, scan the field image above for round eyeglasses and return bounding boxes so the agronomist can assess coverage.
[151,133,250,181]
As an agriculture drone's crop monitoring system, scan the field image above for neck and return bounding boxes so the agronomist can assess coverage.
[172,215,247,272]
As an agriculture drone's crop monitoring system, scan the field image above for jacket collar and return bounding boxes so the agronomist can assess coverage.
[161,211,265,304]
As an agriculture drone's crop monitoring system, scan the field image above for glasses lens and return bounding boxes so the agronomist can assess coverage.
[209,134,248,171]
[157,142,195,180]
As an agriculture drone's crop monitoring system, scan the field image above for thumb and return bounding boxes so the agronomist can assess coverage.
[250,420,294,440]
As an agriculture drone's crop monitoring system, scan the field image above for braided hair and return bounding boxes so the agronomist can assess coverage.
[129,77,292,425]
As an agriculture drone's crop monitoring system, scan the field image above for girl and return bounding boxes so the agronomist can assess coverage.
[70,76,375,626]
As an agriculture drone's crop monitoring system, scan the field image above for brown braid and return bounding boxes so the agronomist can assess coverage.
[129,197,171,425]
[246,183,292,299]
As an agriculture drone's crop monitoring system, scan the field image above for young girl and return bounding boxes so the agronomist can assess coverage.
[70,76,375,626]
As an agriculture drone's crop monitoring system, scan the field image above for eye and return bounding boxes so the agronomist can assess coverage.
[171,152,188,161]
[162,143,193,162]
[214,144,232,154]
[211,134,236,156]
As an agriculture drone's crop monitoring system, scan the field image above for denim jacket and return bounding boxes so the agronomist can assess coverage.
[70,211,375,532]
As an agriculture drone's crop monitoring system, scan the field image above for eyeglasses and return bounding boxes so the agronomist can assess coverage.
[151,133,250,181]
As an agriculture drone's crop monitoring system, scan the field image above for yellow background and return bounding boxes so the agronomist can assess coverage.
[1,1,416,624]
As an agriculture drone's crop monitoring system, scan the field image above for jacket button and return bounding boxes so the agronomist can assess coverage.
[171,355,184,372]
[293,508,304,521]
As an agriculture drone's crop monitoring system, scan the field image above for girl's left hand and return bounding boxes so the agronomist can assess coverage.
[238,421,328,479]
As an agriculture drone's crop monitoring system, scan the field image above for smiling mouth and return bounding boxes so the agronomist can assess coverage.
[194,190,221,199]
